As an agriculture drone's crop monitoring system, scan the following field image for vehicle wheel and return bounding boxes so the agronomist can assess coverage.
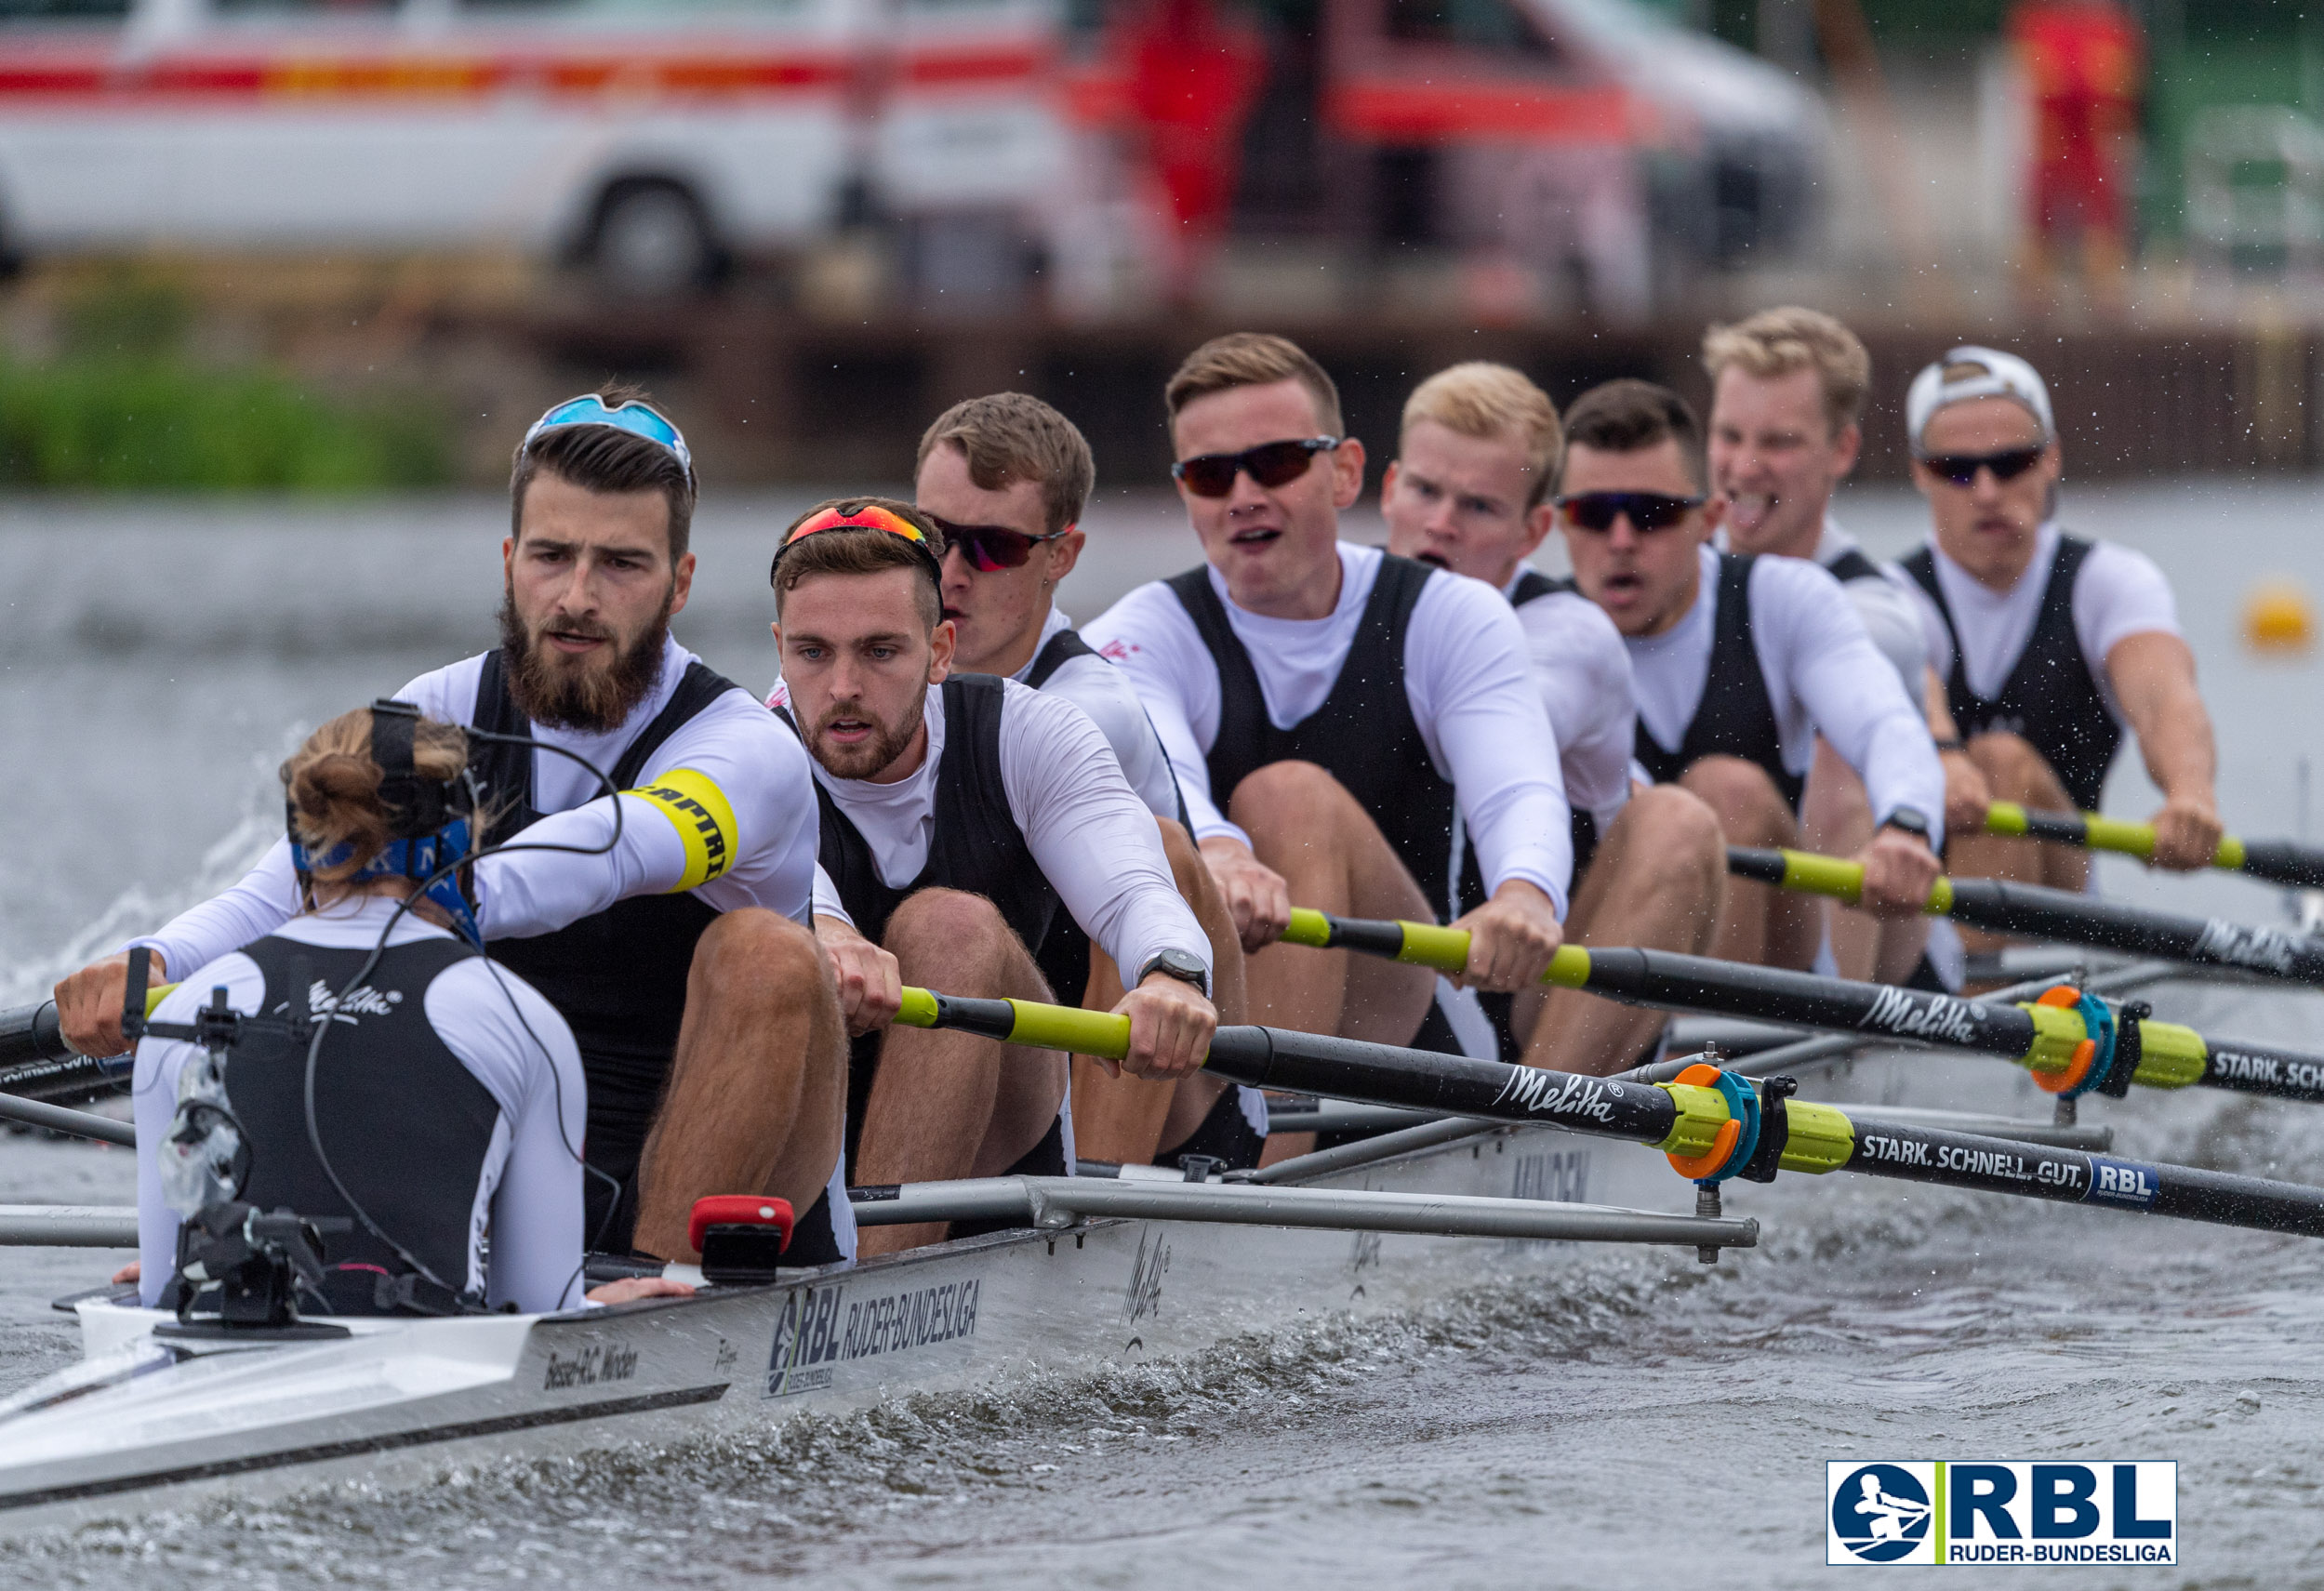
[587,181,719,299]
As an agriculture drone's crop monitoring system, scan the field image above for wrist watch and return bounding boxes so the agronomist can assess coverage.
[1136,948,1211,997]
[1879,805,1932,844]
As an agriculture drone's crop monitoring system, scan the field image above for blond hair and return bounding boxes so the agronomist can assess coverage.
[1164,332,1343,437]
[916,392,1095,537]
[1401,363,1563,510]
[282,708,471,884]
[1701,307,1871,437]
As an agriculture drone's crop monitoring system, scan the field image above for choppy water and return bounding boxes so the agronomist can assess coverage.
[7,478,2324,1586]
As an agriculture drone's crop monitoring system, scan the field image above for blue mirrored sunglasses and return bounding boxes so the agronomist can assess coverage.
[522,394,695,484]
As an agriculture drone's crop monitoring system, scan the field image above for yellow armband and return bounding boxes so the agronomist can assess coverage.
[631,769,740,891]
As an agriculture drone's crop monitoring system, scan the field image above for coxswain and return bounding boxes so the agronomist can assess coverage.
[1083,333,1569,1119]
[62,388,849,1267]
[906,392,1252,1168]
[134,706,687,1313]
[1703,308,1954,984]
[1379,362,1723,1074]
[1894,347,2219,912]
[1556,378,1945,970]
[768,500,1218,1254]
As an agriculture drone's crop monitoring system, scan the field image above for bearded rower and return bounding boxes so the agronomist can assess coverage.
[1703,308,1958,985]
[768,501,1217,1255]
[1085,333,1569,1119]
[906,392,1251,1169]
[1379,362,1723,1076]
[1554,378,1945,971]
[58,390,849,1267]
[1895,347,2221,913]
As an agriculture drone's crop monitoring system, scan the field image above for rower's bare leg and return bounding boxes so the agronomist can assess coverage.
[1514,785,1723,1076]
[1072,818,1248,1164]
[1944,731,2088,955]
[1801,739,1931,983]
[1680,755,1820,970]
[1233,761,1436,1166]
[856,888,1066,1255]
[631,909,848,1262]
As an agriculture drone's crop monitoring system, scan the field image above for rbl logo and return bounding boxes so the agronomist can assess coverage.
[1827,1461,2176,1565]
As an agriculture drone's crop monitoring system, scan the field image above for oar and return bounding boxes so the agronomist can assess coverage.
[891,986,2324,1242]
[0,987,176,1098]
[1984,802,2324,891]
[1728,846,2324,986]
[1278,908,2324,1108]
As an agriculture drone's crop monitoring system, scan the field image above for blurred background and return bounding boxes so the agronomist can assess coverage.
[0,0,2305,486]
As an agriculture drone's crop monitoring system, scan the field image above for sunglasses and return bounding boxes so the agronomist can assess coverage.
[522,393,694,484]
[1172,436,1340,498]
[928,514,1072,573]
[1556,492,1704,533]
[770,503,944,581]
[1919,446,2046,486]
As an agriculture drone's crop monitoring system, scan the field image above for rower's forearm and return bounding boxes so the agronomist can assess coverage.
[2137,690,2219,806]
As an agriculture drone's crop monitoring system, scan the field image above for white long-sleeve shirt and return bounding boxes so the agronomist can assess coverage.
[1505,569,1634,832]
[1009,608,1183,821]
[790,679,1214,988]
[134,895,589,1314]
[1629,546,1946,847]
[132,637,820,980]
[1084,544,1574,917]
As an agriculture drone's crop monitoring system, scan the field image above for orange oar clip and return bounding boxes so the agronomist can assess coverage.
[2032,985,2099,1094]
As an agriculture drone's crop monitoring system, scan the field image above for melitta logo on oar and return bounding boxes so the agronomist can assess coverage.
[1827,1461,2176,1565]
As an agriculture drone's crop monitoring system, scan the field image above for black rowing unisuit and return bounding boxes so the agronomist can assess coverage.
[1901,534,2122,812]
[1632,552,1802,811]
[226,935,498,1315]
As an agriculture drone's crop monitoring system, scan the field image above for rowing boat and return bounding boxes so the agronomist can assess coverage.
[0,950,2310,1534]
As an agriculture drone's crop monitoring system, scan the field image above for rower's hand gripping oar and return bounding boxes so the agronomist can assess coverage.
[0,983,179,1096]
[1729,845,2324,987]
[1282,906,2324,1110]
[1982,801,2324,892]
[894,984,2324,1249]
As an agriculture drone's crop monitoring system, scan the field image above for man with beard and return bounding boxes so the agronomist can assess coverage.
[1084,334,1569,1097]
[54,390,849,1267]
[906,392,1252,1168]
[766,501,1216,1254]
[1379,362,1725,1075]
[1705,308,1957,985]
[1555,378,1946,972]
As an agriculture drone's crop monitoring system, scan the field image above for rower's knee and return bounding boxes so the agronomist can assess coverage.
[1156,816,1206,899]
[884,888,1023,980]
[1969,732,2065,806]
[691,908,828,1007]
[1677,756,1794,846]
[1228,760,1358,844]
[1619,785,1725,890]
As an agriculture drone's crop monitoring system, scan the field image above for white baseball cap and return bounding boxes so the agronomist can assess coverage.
[1905,347,2054,453]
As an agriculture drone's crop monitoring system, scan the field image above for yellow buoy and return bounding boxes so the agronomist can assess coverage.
[2243,578,2316,655]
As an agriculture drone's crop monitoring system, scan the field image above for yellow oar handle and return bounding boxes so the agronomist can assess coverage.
[146,983,176,1017]
[1280,908,1592,988]
[895,986,1134,1059]
[1764,850,1957,914]
[1983,802,2244,870]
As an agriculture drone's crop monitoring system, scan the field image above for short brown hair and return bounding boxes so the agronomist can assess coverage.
[1401,363,1564,510]
[1701,307,1871,436]
[282,707,471,885]
[1557,379,1706,493]
[771,496,946,630]
[511,381,697,562]
[916,392,1095,537]
[1165,332,1344,438]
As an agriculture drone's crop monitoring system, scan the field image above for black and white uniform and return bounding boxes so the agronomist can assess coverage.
[1007,612,1270,1162]
[1814,521,1928,703]
[1627,545,1945,845]
[1501,566,1634,875]
[775,674,1214,1180]
[131,635,852,1262]
[1899,523,2179,813]
[135,895,589,1315]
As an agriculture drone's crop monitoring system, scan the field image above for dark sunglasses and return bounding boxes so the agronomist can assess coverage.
[1556,492,1704,533]
[1919,446,2045,486]
[1172,436,1340,498]
[927,514,1070,573]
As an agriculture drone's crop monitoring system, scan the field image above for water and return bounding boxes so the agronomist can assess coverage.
[7,478,2324,1585]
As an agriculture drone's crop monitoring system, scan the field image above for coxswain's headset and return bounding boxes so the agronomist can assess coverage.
[288,701,485,948]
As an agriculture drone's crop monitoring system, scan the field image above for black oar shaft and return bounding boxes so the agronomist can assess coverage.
[0,1001,129,1102]
[2235,841,2324,893]
[1944,877,2324,984]
[0,1001,70,1069]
